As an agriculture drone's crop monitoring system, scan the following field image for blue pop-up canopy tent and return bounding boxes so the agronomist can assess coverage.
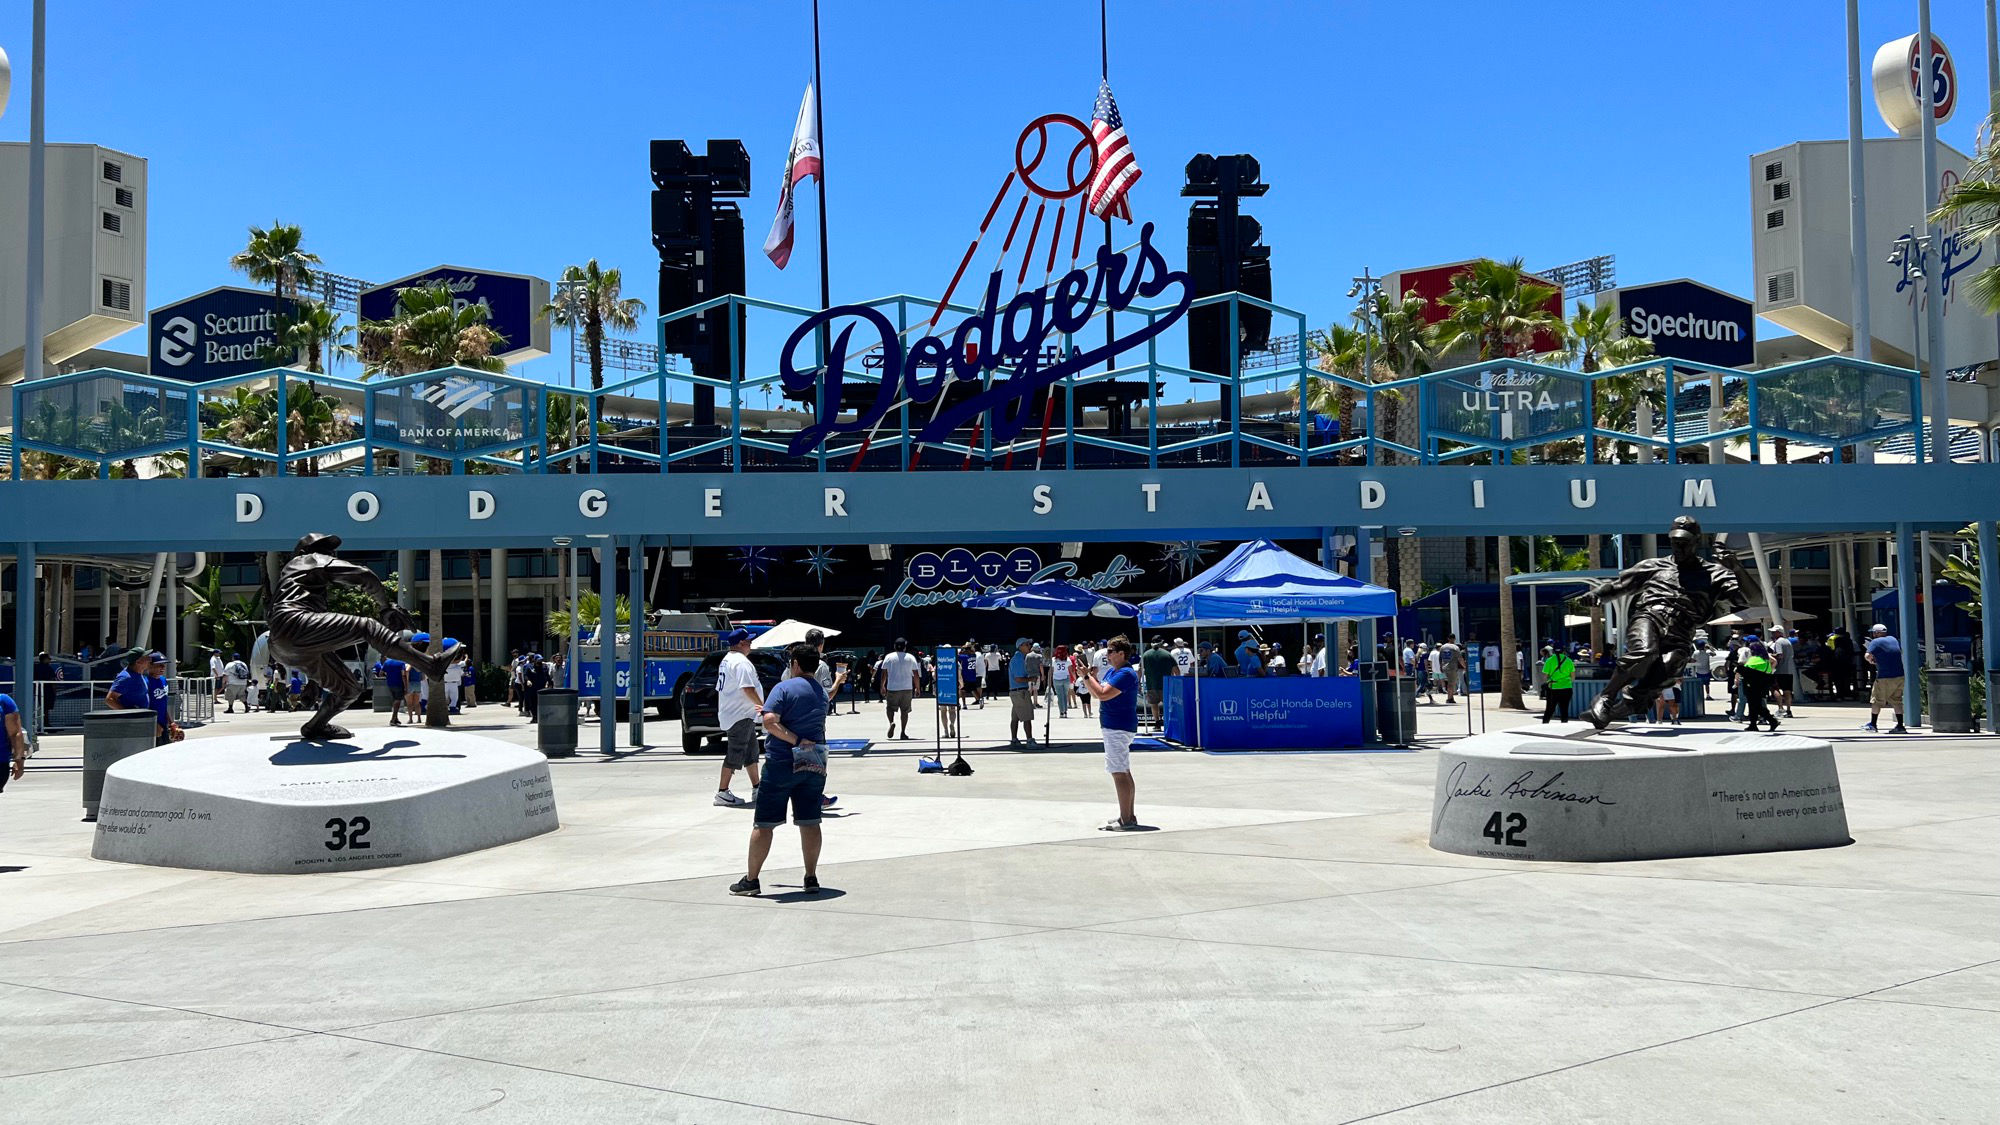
[1140,540,1402,747]
[965,580,1138,744]
[1141,539,1396,626]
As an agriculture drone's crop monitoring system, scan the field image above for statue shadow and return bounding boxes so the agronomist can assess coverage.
[269,739,468,766]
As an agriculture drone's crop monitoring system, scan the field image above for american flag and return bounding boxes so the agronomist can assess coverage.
[1087,79,1141,221]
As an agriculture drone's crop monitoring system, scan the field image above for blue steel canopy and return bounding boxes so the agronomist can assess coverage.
[1141,539,1396,627]
[962,580,1138,618]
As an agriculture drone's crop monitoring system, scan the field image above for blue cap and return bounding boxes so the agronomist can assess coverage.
[412,632,431,643]
[723,627,751,645]
[1238,629,1252,639]
[148,651,167,663]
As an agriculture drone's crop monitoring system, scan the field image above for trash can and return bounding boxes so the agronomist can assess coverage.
[1375,678,1418,745]
[1927,667,1974,733]
[371,679,393,712]
[82,708,157,822]
[537,689,579,758]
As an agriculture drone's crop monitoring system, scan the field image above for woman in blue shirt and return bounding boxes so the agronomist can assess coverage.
[1082,636,1142,831]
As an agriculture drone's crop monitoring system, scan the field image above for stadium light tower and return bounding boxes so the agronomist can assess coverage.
[18,0,47,381]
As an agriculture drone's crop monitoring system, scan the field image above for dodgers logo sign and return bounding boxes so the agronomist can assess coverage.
[777,113,1193,457]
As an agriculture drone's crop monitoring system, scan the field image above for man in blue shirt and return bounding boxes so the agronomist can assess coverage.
[0,693,25,792]
[1082,635,1142,831]
[1199,641,1224,677]
[106,648,177,744]
[145,652,179,744]
[731,643,830,897]
[382,657,410,726]
[1862,623,1907,733]
[1233,630,1262,678]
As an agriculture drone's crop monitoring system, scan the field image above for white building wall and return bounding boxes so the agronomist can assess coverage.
[0,143,148,385]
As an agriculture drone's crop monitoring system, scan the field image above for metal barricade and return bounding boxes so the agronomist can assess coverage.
[31,676,215,732]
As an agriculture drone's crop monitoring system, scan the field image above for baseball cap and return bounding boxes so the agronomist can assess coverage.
[722,627,751,645]
[148,651,168,663]
[123,646,149,665]
[1870,623,1889,634]
[1237,629,1252,639]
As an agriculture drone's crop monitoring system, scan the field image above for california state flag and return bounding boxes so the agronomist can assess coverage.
[763,81,823,269]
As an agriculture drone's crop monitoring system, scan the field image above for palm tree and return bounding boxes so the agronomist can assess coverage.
[1548,300,1655,654]
[1438,258,1562,711]
[274,300,354,374]
[358,283,507,377]
[1932,109,2000,312]
[229,222,320,301]
[542,260,647,392]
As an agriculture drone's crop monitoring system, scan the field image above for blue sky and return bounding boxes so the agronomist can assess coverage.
[0,0,1992,387]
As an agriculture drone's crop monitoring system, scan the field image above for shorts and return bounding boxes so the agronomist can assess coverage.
[1145,689,1163,711]
[1010,688,1033,721]
[724,717,760,767]
[1102,727,1135,774]
[886,688,914,716]
[223,684,247,703]
[754,747,827,827]
[1870,677,1904,708]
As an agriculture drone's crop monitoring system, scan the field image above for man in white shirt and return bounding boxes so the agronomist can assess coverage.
[1170,638,1193,677]
[715,628,765,807]
[209,651,225,699]
[877,637,921,739]
[442,650,467,713]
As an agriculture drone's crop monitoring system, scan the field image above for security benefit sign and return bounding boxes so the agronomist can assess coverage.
[372,374,532,455]
[1603,280,1754,368]
[148,286,293,383]
[358,266,553,362]
[1426,367,1587,448]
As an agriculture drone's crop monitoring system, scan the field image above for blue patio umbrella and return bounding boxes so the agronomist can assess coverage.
[963,580,1138,744]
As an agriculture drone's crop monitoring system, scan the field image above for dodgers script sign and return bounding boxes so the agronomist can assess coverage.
[776,111,1191,457]
[780,224,1190,455]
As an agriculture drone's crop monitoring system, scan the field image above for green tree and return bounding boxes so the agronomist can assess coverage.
[1438,258,1562,711]
[541,260,646,392]
[274,299,354,375]
[1547,299,1655,655]
[229,221,320,301]
[1932,104,2000,313]
[358,283,507,377]
[181,567,263,657]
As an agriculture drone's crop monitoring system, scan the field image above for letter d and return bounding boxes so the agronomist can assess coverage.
[1360,480,1386,509]
[235,493,263,523]
[468,490,495,520]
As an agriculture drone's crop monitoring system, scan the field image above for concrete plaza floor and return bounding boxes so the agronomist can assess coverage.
[1,685,1995,1123]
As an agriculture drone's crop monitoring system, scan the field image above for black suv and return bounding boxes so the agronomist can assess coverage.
[676,648,786,754]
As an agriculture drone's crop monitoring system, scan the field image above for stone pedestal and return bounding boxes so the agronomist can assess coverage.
[91,729,559,874]
[1429,723,1849,862]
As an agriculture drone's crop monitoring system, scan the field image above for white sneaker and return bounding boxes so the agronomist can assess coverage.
[713,791,747,807]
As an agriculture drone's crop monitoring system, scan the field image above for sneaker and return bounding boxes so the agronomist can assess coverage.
[1101,818,1141,832]
[803,875,821,894]
[1860,722,1878,732]
[728,877,760,896]
[820,795,838,809]
[1891,724,1908,733]
[713,791,747,807]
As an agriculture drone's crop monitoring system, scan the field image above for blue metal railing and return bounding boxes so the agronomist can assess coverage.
[6,293,1938,478]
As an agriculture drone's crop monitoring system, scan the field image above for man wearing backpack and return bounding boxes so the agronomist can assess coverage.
[222,654,252,714]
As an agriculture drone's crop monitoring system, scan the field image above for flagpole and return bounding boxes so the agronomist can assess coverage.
[812,0,832,316]
[1100,0,1115,392]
